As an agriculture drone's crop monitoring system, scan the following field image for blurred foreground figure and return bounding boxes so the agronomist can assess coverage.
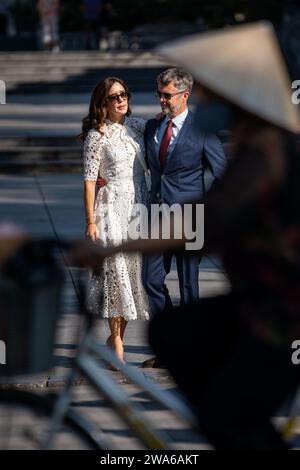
[148,22,300,449]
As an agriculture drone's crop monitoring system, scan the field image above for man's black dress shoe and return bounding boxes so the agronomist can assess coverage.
[141,356,165,368]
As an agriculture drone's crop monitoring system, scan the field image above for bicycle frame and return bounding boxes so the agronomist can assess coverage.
[1,239,199,450]
[43,316,198,450]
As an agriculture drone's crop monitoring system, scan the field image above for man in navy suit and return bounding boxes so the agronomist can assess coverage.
[142,68,227,367]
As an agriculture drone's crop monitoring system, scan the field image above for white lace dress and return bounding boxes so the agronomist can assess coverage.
[83,117,150,321]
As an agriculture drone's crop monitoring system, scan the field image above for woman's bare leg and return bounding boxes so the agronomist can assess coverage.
[120,318,128,340]
[107,317,124,363]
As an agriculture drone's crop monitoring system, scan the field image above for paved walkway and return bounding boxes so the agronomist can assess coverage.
[0,172,229,449]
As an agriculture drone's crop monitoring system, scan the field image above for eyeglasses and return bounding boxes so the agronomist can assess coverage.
[106,91,129,103]
[155,90,188,100]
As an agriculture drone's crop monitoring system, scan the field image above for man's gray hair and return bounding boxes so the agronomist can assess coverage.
[157,68,193,93]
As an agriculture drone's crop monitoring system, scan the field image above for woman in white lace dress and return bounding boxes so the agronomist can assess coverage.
[81,77,150,363]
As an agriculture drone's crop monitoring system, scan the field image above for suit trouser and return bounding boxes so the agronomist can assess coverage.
[142,250,201,317]
[148,295,300,449]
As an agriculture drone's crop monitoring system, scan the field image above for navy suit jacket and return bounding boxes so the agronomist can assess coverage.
[144,110,227,205]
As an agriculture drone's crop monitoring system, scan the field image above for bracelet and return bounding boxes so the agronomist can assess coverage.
[86,221,96,226]
[86,215,95,224]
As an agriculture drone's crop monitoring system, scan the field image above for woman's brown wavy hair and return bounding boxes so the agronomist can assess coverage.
[79,77,132,141]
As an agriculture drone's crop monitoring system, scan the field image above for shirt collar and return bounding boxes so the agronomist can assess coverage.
[165,108,189,128]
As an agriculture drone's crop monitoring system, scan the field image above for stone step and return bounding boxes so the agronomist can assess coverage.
[6,83,157,94]
[2,68,164,78]
[0,58,165,67]
[0,136,81,148]
[0,50,161,61]
[0,144,82,168]
[4,69,164,94]
[0,135,82,171]
[0,51,168,94]
[4,73,161,83]
[0,56,166,70]
[0,159,82,173]
[2,69,156,77]
[0,146,81,155]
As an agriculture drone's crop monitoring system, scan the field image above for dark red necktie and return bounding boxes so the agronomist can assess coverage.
[159,120,173,170]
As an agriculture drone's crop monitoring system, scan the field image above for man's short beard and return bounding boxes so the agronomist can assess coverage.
[161,102,182,116]
[169,103,180,115]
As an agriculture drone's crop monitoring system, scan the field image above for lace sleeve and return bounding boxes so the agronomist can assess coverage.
[128,117,147,135]
[83,130,103,181]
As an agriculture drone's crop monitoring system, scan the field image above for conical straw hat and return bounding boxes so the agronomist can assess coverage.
[157,22,300,133]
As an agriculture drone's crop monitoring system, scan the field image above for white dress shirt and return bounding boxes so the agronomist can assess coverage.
[154,108,189,164]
